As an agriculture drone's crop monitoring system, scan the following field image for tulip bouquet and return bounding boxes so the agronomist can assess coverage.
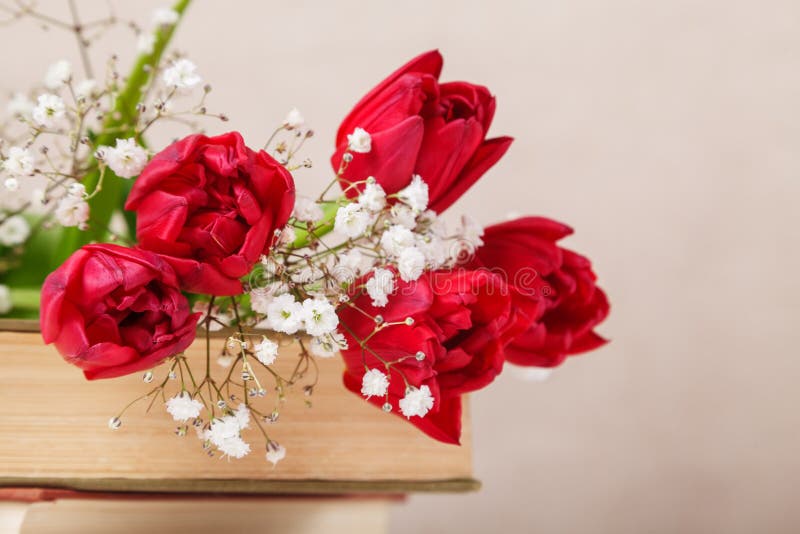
[0,3,609,465]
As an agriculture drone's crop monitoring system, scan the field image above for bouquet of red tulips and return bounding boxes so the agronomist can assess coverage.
[0,3,608,465]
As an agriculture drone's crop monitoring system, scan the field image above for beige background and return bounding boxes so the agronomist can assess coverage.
[3,1,799,532]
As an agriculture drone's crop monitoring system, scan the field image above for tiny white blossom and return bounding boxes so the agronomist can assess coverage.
[137,33,156,54]
[234,404,251,429]
[283,107,304,129]
[301,297,339,337]
[3,178,18,191]
[162,59,202,89]
[397,247,426,282]
[292,195,323,222]
[278,225,296,245]
[74,79,97,100]
[266,441,286,466]
[152,6,179,25]
[365,268,394,307]
[254,337,279,365]
[3,147,34,176]
[358,181,386,212]
[416,234,448,269]
[165,392,204,422]
[332,248,366,283]
[361,369,390,398]
[32,94,65,127]
[0,284,11,315]
[399,385,434,418]
[204,414,250,459]
[379,224,415,257]
[101,138,148,178]
[7,93,33,118]
[219,436,250,459]
[266,293,304,334]
[0,215,30,246]
[67,182,86,198]
[347,127,372,153]
[398,174,429,212]
[309,331,347,358]
[54,196,89,227]
[390,204,418,229]
[44,60,71,89]
[334,202,372,239]
[459,215,484,248]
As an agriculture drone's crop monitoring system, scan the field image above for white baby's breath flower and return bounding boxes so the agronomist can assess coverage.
[292,195,323,222]
[0,215,30,246]
[459,215,484,248]
[266,293,304,334]
[3,147,34,176]
[152,6,179,25]
[162,59,202,89]
[266,441,286,466]
[137,33,156,54]
[44,60,71,89]
[234,404,251,429]
[278,225,296,245]
[74,79,97,100]
[0,284,11,315]
[390,204,418,229]
[399,385,434,418]
[416,234,447,270]
[32,94,65,127]
[332,248,366,283]
[398,174,429,212]
[165,392,204,422]
[219,436,250,459]
[301,297,339,337]
[283,107,304,129]
[204,413,250,459]
[254,337,279,366]
[365,268,394,307]
[54,196,89,227]
[7,93,33,118]
[361,369,390,398]
[334,202,372,239]
[101,138,148,178]
[358,181,386,212]
[379,224,415,257]
[3,178,18,191]
[67,182,86,198]
[309,331,347,358]
[347,127,371,153]
[397,247,426,282]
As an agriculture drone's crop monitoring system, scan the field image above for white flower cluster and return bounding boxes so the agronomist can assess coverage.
[97,138,148,179]
[202,404,252,459]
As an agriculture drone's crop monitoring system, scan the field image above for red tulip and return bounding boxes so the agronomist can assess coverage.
[332,50,512,213]
[40,244,200,380]
[469,217,610,367]
[125,132,295,296]
[338,268,529,444]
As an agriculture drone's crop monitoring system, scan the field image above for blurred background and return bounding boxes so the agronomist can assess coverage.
[2,1,799,532]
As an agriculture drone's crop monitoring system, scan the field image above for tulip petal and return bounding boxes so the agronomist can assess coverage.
[429,136,513,213]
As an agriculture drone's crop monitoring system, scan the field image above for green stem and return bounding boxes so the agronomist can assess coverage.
[290,201,340,249]
[51,0,192,267]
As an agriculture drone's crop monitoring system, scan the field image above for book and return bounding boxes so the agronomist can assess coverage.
[0,323,476,495]
[0,496,393,534]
